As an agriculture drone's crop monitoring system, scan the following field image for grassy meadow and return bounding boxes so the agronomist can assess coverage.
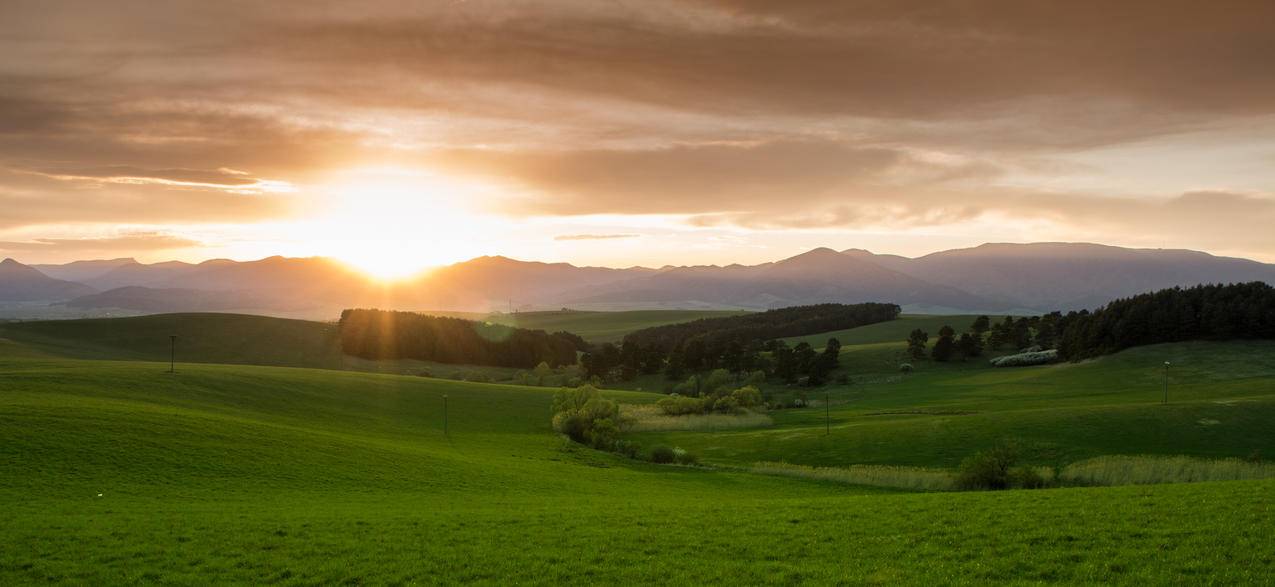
[2,313,1274,583]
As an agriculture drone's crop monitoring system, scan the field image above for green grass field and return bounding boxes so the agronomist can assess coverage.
[486,309,751,343]
[2,315,1273,583]
[783,314,1004,349]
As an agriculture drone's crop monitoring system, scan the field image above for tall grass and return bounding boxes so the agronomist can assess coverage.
[751,461,954,492]
[624,404,772,432]
[1061,455,1275,486]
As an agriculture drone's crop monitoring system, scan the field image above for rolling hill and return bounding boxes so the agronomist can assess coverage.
[1,335,1272,583]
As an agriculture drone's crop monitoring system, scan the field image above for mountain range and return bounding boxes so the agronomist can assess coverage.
[4,242,1275,319]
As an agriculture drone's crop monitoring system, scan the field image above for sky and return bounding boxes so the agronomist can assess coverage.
[2,0,1274,277]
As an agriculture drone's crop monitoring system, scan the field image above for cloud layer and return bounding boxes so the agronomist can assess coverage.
[2,0,1274,262]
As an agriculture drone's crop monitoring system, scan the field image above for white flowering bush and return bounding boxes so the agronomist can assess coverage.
[989,349,1059,367]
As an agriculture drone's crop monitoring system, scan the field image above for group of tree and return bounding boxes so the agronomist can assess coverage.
[908,322,985,362]
[624,303,900,353]
[1054,282,1275,360]
[906,282,1275,364]
[339,309,579,368]
[604,303,896,382]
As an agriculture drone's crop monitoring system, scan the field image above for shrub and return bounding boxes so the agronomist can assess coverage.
[650,445,676,464]
[954,445,1017,490]
[657,394,707,416]
[713,395,741,414]
[614,440,642,459]
[989,349,1059,368]
[731,385,763,408]
[672,447,699,466]
[673,375,700,396]
[551,385,620,444]
[1009,466,1047,489]
[701,369,734,397]
[587,417,619,449]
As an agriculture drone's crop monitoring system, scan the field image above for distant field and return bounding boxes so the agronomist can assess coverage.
[0,310,750,375]
[783,314,1006,349]
[2,340,1271,583]
[481,309,751,343]
[0,313,344,369]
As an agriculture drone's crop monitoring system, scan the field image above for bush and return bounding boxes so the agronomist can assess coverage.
[713,395,741,414]
[989,349,1059,368]
[614,440,642,459]
[701,369,734,397]
[731,385,763,408]
[551,385,620,444]
[657,394,707,416]
[1009,466,1047,489]
[954,445,1018,490]
[672,447,699,465]
[955,444,1052,490]
[650,445,676,464]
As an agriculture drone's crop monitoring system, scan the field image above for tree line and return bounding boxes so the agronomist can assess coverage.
[578,303,898,384]
[339,309,579,368]
[1054,282,1275,360]
[904,282,1275,363]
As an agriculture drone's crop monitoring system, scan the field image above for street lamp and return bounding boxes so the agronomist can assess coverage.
[1163,361,1171,404]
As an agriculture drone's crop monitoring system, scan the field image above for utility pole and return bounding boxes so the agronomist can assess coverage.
[169,335,177,373]
[1163,361,1171,404]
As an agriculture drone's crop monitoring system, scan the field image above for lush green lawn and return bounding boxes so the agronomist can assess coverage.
[2,327,1273,583]
[631,341,1275,469]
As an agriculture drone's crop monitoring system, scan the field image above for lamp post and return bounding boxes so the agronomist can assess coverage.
[1163,361,1171,404]
[169,335,177,373]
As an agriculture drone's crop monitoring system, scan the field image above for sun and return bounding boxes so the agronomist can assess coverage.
[304,167,497,280]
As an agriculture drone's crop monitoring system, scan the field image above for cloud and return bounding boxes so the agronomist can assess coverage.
[1,1,1274,261]
[0,232,202,253]
[554,234,641,241]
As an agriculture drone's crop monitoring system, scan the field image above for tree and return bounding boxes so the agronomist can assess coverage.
[532,361,554,386]
[971,315,990,334]
[931,325,957,362]
[907,329,929,360]
[956,332,982,359]
[931,334,956,362]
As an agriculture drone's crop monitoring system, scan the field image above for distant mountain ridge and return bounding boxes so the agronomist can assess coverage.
[8,242,1275,318]
[0,258,97,301]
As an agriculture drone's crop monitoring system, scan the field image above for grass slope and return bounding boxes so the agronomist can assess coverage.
[484,309,751,343]
[783,314,1002,349]
[0,313,343,368]
[631,341,1275,469]
[0,340,1272,582]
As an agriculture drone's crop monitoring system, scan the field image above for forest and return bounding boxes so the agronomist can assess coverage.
[339,308,580,368]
